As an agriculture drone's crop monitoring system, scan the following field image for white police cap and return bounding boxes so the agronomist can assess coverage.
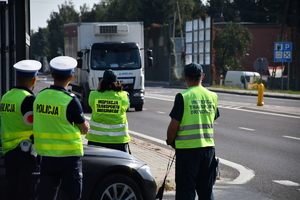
[50,56,77,75]
[13,60,42,77]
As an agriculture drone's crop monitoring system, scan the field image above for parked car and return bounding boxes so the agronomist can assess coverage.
[0,145,157,200]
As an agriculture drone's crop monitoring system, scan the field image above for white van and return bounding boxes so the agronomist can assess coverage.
[224,71,260,89]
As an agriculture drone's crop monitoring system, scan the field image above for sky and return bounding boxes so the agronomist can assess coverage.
[30,0,208,32]
[30,0,101,32]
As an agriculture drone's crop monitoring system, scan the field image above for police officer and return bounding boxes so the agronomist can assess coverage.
[86,69,130,153]
[166,63,219,200]
[33,56,90,200]
[1,60,41,200]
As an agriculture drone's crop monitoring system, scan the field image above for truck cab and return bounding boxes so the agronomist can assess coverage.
[64,22,152,112]
[77,42,149,111]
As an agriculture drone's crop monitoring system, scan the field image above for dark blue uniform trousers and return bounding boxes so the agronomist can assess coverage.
[4,147,39,200]
[175,147,216,200]
[35,156,83,200]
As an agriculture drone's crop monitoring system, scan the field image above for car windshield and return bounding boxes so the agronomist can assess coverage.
[91,49,141,70]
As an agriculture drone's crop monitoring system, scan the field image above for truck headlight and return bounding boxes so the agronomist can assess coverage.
[133,92,144,97]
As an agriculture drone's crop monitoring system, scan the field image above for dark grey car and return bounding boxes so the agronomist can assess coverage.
[0,145,157,200]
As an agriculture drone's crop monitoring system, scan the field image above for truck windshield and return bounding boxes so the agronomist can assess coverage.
[91,49,141,70]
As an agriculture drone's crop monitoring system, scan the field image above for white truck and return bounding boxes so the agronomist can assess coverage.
[63,22,153,112]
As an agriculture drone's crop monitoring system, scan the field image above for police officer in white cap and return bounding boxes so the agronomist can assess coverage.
[33,56,89,200]
[1,59,41,200]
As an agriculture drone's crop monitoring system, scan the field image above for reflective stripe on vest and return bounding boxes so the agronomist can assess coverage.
[178,123,214,131]
[176,133,214,140]
[1,89,33,154]
[33,89,83,157]
[86,90,130,144]
[89,121,128,136]
[175,86,218,149]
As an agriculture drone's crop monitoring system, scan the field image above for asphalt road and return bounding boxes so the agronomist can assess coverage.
[127,86,300,200]
[35,77,300,199]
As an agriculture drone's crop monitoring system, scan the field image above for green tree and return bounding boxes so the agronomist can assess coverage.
[30,27,49,58]
[47,0,79,59]
[207,0,289,23]
[214,22,253,76]
[80,2,108,22]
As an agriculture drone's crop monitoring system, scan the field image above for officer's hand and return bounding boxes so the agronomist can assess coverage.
[166,139,175,149]
[83,121,90,135]
[77,121,90,135]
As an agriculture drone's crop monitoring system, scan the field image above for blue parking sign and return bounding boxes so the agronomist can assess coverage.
[274,42,292,62]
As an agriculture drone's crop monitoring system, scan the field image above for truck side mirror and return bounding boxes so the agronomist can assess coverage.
[77,51,83,58]
[147,49,153,57]
[77,59,83,69]
[148,57,153,67]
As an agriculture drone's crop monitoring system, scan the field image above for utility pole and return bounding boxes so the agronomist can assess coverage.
[279,0,290,90]
[172,2,184,52]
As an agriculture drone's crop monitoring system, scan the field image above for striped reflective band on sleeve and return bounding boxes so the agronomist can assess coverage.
[89,120,128,129]
[178,123,213,131]
[89,129,128,136]
[176,133,214,140]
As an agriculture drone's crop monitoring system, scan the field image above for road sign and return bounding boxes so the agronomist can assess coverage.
[254,58,268,73]
[274,42,292,62]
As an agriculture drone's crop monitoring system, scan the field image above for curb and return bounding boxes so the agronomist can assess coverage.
[128,136,239,191]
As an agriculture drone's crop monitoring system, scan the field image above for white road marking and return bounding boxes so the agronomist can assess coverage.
[239,127,256,131]
[220,159,255,184]
[157,111,166,114]
[84,119,255,185]
[85,113,255,185]
[282,135,300,141]
[129,130,255,185]
[273,180,300,186]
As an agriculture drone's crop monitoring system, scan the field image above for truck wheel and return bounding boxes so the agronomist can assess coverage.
[135,104,143,111]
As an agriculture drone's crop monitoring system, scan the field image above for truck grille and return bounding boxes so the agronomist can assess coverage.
[98,77,135,92]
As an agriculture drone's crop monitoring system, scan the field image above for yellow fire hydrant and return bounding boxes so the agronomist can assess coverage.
[257,83,264,106]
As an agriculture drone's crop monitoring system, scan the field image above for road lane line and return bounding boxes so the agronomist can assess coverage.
[156,111,166,114]
[84,116,255,184]
[273,180,300,186]
[282,135,300,141]
[239,127,256,131]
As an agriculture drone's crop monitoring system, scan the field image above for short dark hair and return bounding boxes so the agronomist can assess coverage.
[186,76,202,82]
[16,75,36,85]
[98,80,123,92]
[52,72,72,81]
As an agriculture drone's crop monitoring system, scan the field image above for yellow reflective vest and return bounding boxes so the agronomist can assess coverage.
[175,86,218,149]
[1,89,33,154]
[33,89,83,156]
[86,90,130,144]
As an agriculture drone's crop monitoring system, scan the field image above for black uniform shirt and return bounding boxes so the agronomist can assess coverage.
[47,85,86,124]
[12,86,35,118]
